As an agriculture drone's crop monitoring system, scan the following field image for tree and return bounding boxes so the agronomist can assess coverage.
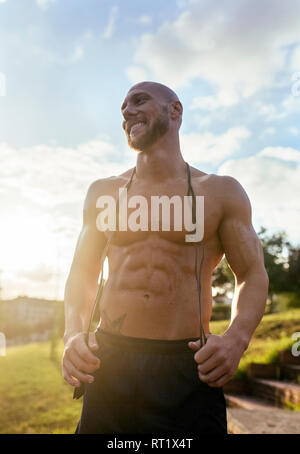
[212,256,234,298]
[213,227,300,312]
[258,227,290,312]
[286,246,300,293]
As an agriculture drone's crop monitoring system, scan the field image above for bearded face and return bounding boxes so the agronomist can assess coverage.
[126,105,170,152]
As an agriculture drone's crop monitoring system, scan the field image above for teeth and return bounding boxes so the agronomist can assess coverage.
[130,122,145,134]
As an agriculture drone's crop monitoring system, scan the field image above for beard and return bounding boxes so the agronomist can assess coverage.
[126,106,170,152]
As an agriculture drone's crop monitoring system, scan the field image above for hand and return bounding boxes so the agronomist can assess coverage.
[188,334,244,387]
[62,331,100,387]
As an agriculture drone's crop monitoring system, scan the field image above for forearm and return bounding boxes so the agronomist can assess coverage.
[63,272,98,344]
[223,268,269,351]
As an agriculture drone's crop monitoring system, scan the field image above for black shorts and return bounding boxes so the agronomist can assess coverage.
[75,329,227,434]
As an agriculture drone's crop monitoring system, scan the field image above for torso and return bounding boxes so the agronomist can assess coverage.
[96,166,226,339]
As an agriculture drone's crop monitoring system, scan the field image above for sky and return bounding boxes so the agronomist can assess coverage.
[0,0,300,300]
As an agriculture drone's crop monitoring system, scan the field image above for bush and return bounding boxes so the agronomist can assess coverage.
[274,292,300,311]
[211,304,231,321]
[287,297,300,309]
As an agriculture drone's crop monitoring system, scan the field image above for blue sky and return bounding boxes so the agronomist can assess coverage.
[0,0,300,299]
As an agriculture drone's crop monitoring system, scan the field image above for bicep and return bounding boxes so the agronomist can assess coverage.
[218,178,264,281]
[219,217,264,281]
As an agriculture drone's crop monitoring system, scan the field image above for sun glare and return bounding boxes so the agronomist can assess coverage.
[0,213,57,275]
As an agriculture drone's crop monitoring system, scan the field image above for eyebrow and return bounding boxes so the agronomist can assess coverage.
[121,91,152,111]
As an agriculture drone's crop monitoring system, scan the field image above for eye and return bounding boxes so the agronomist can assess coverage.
[136,96,146,105]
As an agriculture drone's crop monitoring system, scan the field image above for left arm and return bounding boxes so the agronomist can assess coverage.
[189,176,269,387]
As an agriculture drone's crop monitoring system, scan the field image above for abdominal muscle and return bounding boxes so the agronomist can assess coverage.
[98,234,214,340]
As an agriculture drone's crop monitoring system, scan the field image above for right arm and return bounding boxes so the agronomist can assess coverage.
[62,180,107,388]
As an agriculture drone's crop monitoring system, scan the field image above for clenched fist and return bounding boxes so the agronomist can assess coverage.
[62,331,100,388]
[188,333,245,388]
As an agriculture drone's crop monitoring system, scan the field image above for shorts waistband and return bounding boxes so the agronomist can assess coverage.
[95,328,199,354]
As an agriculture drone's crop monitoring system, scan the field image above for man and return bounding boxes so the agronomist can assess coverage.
[62,81,269,434]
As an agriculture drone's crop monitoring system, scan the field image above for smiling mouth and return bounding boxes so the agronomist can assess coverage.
[129,122,146,136]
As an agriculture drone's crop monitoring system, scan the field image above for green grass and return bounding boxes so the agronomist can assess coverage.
[210,309,300,378]
[0,308,299,433]
[0,342,81,434]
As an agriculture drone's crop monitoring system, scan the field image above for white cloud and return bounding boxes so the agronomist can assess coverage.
[36,0,56,10]
[254,92,300,121]
[22,263,54,282]
[193,114,213,128]
[191,96,220,111]
[70,45,84,62]
[258,146,300,163]
[176,0,191,8]
[281,95,300,115]
[125,65,148,85]
[180,127,251,164]
[0,139,134,299]
[191,90,239,111]
[218,148,300,245]
[290,45,300,72]
[0,0,7,4]
[127,0,300,104]
[0,140,131,210]
[288,126,299,135]
[102,6,119,40]
[82,30,93,41]
[254,101,286,121]
[262,127,276,136]
[138,15,152,25]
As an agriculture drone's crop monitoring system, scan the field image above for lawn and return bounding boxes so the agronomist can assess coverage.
[0,342,82,434]
[0,308,299,434]
[210,308,300,377]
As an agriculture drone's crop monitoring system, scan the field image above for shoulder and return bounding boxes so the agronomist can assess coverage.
[215,175,252,222]
[191,168,251,220]
[216,174,250,203]
[83,167,135,217]
[191,166,248,199]
[85,167,135,204]
[190,166,242,190]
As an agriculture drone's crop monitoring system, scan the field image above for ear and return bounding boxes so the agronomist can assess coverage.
[170,100,183,120]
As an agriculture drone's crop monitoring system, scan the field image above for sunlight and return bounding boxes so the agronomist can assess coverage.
[0,212,57,274]
[103,257,109,280]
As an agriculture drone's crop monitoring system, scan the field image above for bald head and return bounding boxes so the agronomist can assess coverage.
[128,81,180,105]
[121,81,182,151]
[124,81,182,131]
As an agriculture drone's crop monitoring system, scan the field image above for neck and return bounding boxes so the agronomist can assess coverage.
[135,134,187,182]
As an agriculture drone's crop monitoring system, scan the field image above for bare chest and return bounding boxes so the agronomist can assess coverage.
[97,179,223,246]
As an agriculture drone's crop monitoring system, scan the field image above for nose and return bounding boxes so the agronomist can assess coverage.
[122,103,138,120]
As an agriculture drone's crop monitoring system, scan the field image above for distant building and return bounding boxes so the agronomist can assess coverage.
[0,296,58,325]
[0,296,63,345]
